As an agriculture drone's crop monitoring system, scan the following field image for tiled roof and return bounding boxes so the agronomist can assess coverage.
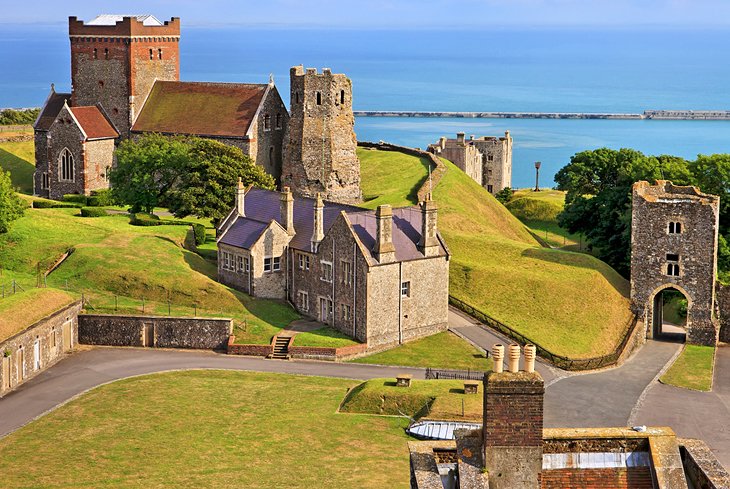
[34,91,71,131]
[69,106,119,139]
[87,14,162,26]
[132,81,268,138]
[219,188,447,262]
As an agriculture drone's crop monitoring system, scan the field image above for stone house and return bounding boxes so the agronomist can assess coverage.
[216,183,450,348]
[34,95,119,199]
[428,131,512,194]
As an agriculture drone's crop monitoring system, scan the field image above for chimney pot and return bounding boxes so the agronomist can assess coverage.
[524,344,536,373]
[280,186,295,235]
[457,132,465,144]
[508,344,520,373]
[235,178,245,217]
[311,193,324,252]
[492,344,504,373]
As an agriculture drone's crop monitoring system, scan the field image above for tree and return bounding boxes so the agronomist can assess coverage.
[556,148,691,276]
[110,133,190,214]
[494,187,513,205]
[166,138,275,225]
[0,169,25,233]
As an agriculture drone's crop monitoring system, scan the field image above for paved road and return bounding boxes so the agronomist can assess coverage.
[544,339,682,428]
[0,347,427,439]
[633,345,730,468]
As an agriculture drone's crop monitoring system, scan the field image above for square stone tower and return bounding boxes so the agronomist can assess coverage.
[282,66,361,204]
[68,15,181,136]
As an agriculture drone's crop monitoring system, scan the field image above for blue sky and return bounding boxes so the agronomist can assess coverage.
[1,0,729,28]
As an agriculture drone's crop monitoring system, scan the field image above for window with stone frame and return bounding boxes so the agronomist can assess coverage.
[401,281,411,298]
[488,154,494,161]
[264,256,281,273]
[340,90,345,105]
[59,148,74,182]
[316,92,322,105]
[668,221,682,234]
[298,291,309,312]
[41,172,49,190]
[158,48,163,60]
[666,253,680,276]
[273,256,281,271]
[298,253,311,270]
[222,252,231,270]
[149,48,154,60]
[263,114,271,131]
[237,255,244,273]
[104,48,109,60]
[93,48,98,59]
[276,113,282,130]
[244,257,250,272]
[264,257,272,272]
[341,261,353,286]
[341,303,352,321]
[321,261,333,282]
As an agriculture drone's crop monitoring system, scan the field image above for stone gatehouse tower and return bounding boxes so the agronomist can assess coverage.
[281,66,361,204]
[630,180,720,345]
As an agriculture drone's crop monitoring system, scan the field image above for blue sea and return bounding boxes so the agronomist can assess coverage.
[2,24,729,188]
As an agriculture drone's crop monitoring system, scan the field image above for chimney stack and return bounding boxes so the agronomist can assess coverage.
[418,197,439,257]
[439,136,447,150]
[375,205,396,263]
[457,132,465,144]
[311,193,324,252]
[281,186,295,235]
[482,344,544,489]
[236,177,245,217]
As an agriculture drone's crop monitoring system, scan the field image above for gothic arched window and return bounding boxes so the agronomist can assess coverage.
[59,148,75,182]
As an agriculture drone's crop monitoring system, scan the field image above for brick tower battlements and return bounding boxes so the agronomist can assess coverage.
[282,66,361,204]
[68,15,181,136]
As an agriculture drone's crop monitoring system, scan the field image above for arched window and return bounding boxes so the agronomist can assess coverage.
[59,148,75,182]
[276,113,282,129]
[668,221,682,234]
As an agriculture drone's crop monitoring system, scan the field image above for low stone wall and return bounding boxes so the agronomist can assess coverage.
[358,141,447,201]
[289,342,368,361]
[226,336,272,357]
[680,438,730,489]
[0,301,82,397]
[78,314,233,350]
[716,283,730,343]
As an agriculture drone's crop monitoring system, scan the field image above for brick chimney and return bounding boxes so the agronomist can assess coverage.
[374,204,396,263]
[418,197,439,257]
[280,186,295,235]
[482,345,544,489]
[236,177,245,217]
[311,193,324,252]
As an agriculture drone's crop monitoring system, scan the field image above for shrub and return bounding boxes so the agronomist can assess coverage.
[80,207,108,217]
[130,213,163,226]
[495,187,513,204]
[87,189,115,207]
[33,199,82,209]
[63,194,89,205]
[193,223,207,246]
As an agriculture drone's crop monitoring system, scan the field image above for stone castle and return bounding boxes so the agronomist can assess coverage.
[428,131,512,194]
[33,14,359,202]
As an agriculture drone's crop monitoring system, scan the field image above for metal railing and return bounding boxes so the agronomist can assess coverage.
[425,367,486,381]
[449,295,639,371]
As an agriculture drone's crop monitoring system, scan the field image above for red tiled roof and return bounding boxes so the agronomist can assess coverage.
[69,106,119,139]
[132,81,268,138]
[35,91,71,131]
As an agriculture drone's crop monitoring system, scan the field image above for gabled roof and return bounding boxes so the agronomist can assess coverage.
[87,14,162,26]
[218,188,449,263]
[68,106,119,140]
[132,81,270,138]
[34,88,71,131]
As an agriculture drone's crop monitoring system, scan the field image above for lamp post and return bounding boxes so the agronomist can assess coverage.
[534,161,541,192]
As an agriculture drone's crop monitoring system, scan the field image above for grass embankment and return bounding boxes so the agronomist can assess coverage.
[0,206,298,344]
[660,345,715,391]
[358,147,430,207]
[0,288,76,342]
[359,148,633,359]
[352,331,489,370]
[506,189,581,249]
[0,370,412,488]
[294,326,359,348]
[340,378,483,420]
[0,139,34,193]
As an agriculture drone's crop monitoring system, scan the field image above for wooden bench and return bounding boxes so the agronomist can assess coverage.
[464,381,479,394]
[396,374,413,387]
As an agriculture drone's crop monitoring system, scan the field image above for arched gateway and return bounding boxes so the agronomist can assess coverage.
[630,180,720,346]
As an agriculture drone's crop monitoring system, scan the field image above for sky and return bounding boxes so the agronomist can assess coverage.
[2,0,730,28]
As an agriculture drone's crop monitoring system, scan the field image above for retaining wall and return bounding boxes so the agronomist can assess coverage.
[289,342,368,361]
[78,314,232,350]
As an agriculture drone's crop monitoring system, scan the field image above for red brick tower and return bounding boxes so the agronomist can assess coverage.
[68,15,181,136]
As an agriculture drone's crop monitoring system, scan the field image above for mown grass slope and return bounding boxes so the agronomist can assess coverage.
[0,139,34,194]
[0,370,412,488]
[360,149,633,359]
[0,288,76,342]
[507,189,581,248]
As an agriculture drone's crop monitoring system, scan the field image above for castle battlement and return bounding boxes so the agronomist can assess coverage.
[69,15,181,38]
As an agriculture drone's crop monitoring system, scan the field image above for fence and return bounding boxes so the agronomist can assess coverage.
[425,367,486,381]
[449,295,640,371]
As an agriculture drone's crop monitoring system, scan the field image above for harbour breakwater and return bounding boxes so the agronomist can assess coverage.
[353,110,730,121]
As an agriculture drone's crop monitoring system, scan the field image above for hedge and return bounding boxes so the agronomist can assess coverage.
[87,189,115,207]
[193,223,206,246]
[33,199,82,209]
[80,207,108,217]
[63,194,89,205]
[130,214,206,246]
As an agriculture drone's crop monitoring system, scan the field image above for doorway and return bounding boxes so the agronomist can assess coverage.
[142,323,155,347]
[652,287,688,342]
[62,320,72,350]
[33,338,41,371]
[2,356,9,392]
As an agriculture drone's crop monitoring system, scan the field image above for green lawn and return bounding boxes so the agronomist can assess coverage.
[353,331,490,370]
[358,147,430,207]
[660,345,715,391]
[0,139,34,193]
[360,150,634,359]
[294,326,360,348]
[0,287,77,342]
[0,370,412,488]
[340,378,483,420]
[506,189,580,249]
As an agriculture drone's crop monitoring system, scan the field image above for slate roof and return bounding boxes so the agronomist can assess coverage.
[34,90,71,131]
[69,106,119,139]
[219,188,448,262]
[87,14,163,26]
[132,81,269,138]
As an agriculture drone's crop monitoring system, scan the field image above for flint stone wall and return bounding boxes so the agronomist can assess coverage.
[78,314,232,350]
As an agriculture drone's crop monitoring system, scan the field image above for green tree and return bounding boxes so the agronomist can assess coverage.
[556,148,691,276]
[110,133,190,214]
[494,187,513,205]
[0,169,25,233]
[166,138,275,225]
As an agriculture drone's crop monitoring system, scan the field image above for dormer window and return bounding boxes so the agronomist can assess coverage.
[668,221,682,234]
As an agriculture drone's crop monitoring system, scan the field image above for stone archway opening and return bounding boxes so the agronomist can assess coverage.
[651,286,689,342]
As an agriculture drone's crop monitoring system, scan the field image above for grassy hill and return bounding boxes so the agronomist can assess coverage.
[506,189,581,249]
[0,138,34,194]
[359,148,633,359]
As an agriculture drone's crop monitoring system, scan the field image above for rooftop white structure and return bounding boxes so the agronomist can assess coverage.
[86,14,163,26]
